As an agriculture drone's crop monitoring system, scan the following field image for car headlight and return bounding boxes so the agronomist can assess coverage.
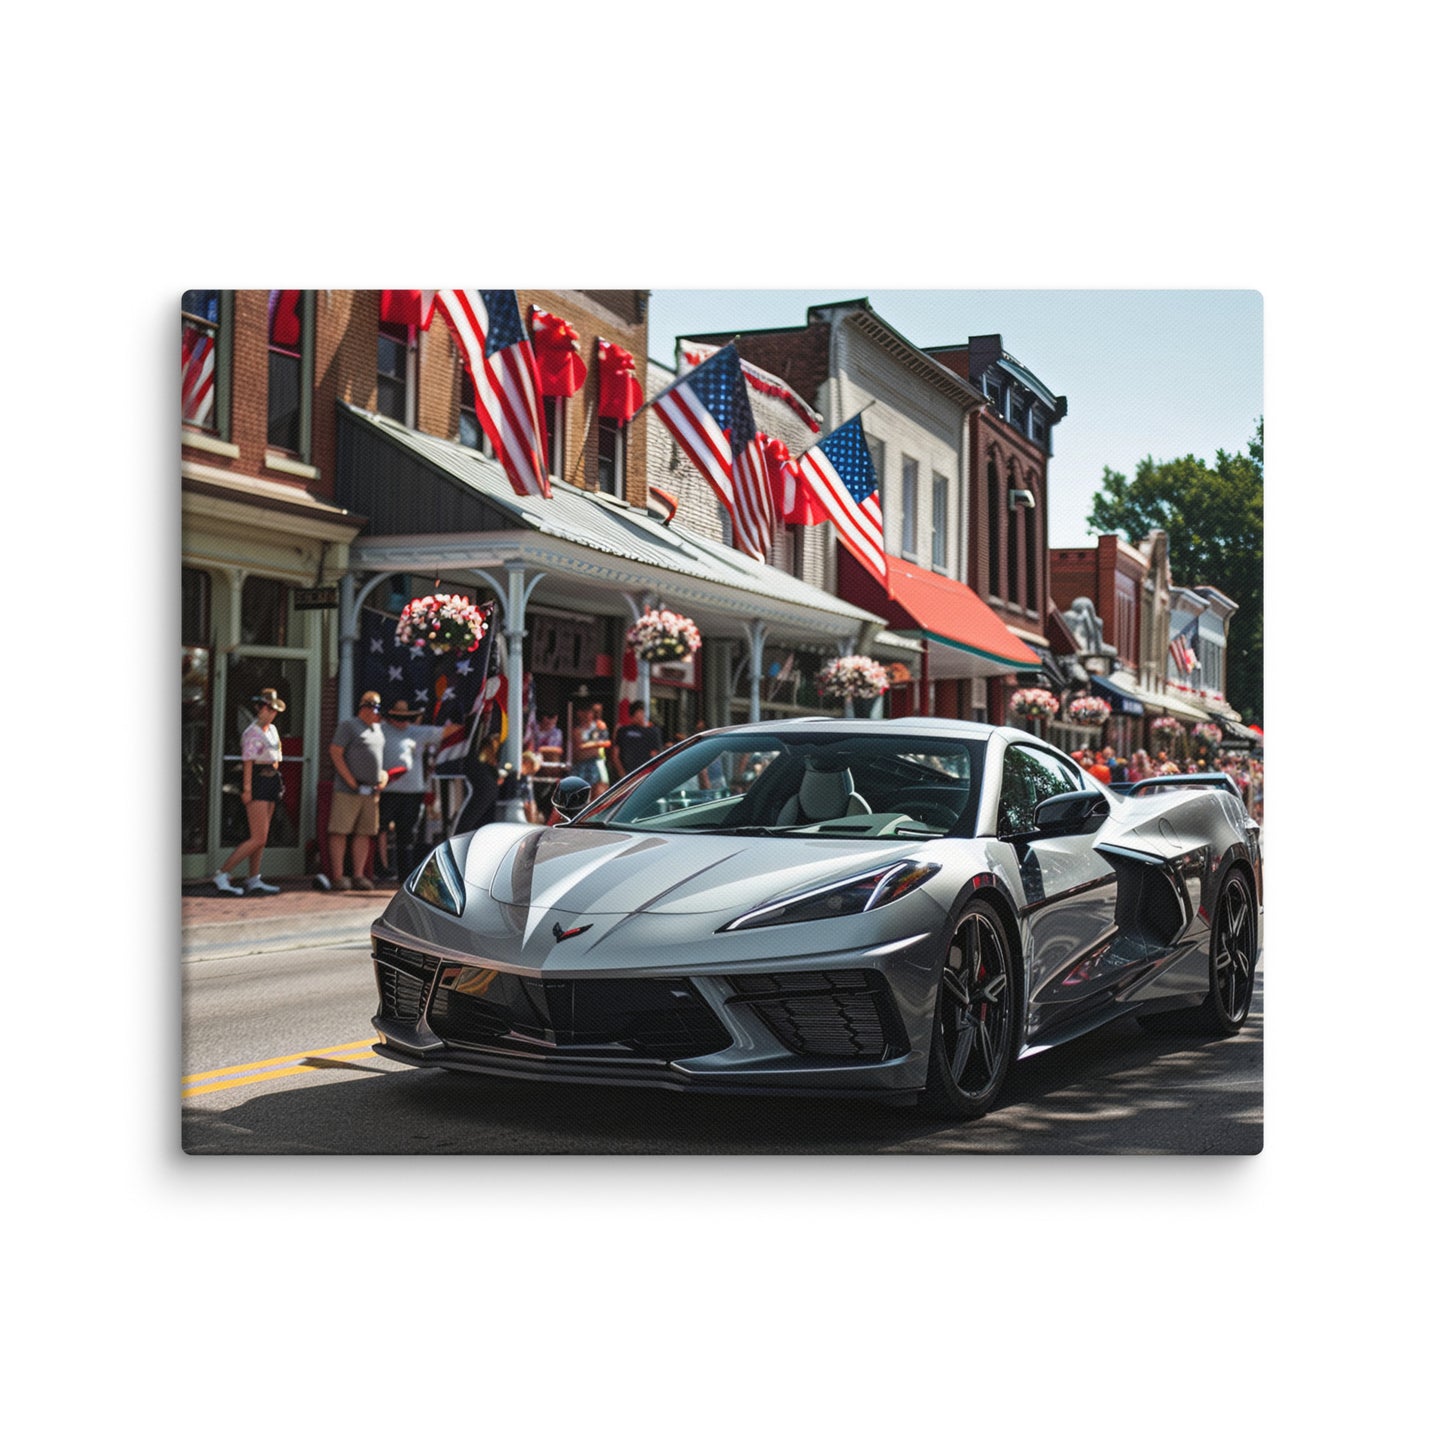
[720,861,940,932]
[407,841,466,917]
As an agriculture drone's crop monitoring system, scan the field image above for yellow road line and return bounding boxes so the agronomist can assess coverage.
[183,1037,380,1085]
[182,1048,379,1100]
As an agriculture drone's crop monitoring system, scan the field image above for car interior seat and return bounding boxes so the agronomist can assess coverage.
[777,763,871,825]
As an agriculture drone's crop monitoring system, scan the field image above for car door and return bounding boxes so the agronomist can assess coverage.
[997,744,1121,1044]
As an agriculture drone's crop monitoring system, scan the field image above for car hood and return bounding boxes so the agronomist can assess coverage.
[468,822,928,919]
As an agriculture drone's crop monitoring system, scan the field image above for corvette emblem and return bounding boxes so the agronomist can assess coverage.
[552,921,594,942]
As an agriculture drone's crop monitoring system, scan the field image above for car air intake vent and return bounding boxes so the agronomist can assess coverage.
[429,973,732,1062]
[374,938,440,1023]
[728,970,905,1061]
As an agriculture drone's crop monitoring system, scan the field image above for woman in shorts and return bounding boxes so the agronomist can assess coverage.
[213,688,287,895]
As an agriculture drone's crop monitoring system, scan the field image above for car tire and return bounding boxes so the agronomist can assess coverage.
[1192,865,1258,1036]
[919,897,1021,1121]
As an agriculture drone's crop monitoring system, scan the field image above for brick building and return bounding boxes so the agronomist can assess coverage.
[925,334,1067,723]
[685,302,1059,723]
[182,290,881,881]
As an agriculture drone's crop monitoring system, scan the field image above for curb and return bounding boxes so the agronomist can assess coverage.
[182,907,382,963]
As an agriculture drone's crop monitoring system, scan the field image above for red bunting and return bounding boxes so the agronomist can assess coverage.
[380,290,436,330]
[761,433,824,524]
[269,290,302,348]
[597,338,644,422]
[530,308,588,397]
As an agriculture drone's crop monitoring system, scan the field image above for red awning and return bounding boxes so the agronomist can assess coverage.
[840,551,1041,671]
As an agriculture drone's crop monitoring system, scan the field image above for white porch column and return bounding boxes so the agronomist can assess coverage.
[478,561,545,823]
[621,591,650,716]
[745,619,768,724]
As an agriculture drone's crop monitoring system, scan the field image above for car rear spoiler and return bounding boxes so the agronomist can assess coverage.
[1110,772,1243,801]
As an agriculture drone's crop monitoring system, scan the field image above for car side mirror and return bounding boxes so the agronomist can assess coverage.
[552,776,593,821]
[1032,789,1110,836]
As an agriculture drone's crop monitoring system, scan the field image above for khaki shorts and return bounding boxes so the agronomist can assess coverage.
[330,789,380,836]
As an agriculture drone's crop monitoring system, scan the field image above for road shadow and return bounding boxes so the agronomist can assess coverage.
[182,975,1262,1156]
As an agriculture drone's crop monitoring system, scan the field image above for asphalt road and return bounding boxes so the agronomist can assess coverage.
[181,941,1263,1155]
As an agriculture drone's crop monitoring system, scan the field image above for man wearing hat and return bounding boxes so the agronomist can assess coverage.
[377,698,454,881]
[317,689,389,891]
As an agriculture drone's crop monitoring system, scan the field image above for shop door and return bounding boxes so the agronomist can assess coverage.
[220,655,309,877]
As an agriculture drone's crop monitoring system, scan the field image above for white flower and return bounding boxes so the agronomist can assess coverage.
[819,655,890,700]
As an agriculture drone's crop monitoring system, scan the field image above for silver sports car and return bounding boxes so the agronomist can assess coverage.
[371,718,1261,1120]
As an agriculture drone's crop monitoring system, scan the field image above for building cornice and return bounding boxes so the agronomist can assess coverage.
[182,462,365,543]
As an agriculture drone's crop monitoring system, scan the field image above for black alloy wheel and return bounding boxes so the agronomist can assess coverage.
[920,898,1019,1120]
[1198,866,1257,1035]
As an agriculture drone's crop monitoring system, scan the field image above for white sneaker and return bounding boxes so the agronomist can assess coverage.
[246,878,280,895]
[213,871,244,896]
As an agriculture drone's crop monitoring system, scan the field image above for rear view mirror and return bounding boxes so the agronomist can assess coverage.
[552,776,593,821]
[1033,789,1109,835]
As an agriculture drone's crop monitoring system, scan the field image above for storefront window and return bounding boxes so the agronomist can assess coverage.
[182,567,212,854]
[241,575,289,647]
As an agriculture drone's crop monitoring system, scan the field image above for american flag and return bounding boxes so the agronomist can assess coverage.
[794,415,887,588]
[182,290,220,427]
[182,325,215,426]
[1169,618,1200,676]
[433,289,551,499]
[360,603,495,775]
[654,343,774,561]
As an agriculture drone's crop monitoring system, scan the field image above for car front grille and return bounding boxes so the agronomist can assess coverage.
[727,969,906,1062]
[428,971,733,1062]
[374,938,441,1024]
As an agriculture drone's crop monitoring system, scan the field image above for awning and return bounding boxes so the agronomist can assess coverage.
[1091,674,1146,717]
[1218,717,1262,746]
[838,550,1042,678]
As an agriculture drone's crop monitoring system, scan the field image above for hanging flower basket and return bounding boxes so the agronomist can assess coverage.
[819,655,890,701]
[396,593,490,655]
[1193,721,1223,747]
[1150,716,1185,738]
[1010,687,1060,721]
[1067,695,1113,726]
[626,607,702,664]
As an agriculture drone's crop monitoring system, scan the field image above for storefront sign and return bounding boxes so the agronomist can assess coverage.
[295,586,339,611]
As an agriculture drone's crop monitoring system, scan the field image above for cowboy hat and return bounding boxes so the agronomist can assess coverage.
[387,699,424,720]
[252,688,286,712]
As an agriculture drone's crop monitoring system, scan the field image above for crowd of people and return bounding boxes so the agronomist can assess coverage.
[1069,743,1264,822]
[211,688,1265,896]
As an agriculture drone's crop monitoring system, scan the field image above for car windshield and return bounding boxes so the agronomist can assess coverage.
[576,731,985,839]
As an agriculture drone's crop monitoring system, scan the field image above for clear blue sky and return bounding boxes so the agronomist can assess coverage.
[646,290,1263,550]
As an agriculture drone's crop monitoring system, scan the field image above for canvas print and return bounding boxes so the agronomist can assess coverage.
[181,289,1263,1154]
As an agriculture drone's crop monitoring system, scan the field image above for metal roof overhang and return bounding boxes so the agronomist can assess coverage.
[341,405,884,647]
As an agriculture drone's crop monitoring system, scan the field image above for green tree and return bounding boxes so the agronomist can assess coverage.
[1088,419,1263,722]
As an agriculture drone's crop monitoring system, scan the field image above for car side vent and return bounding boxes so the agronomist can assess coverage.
[1110,861,1187,946]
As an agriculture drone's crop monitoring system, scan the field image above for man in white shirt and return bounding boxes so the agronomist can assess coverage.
[378,699,454,880]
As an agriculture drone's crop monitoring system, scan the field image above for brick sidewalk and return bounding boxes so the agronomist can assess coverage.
[182,876,400,963]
